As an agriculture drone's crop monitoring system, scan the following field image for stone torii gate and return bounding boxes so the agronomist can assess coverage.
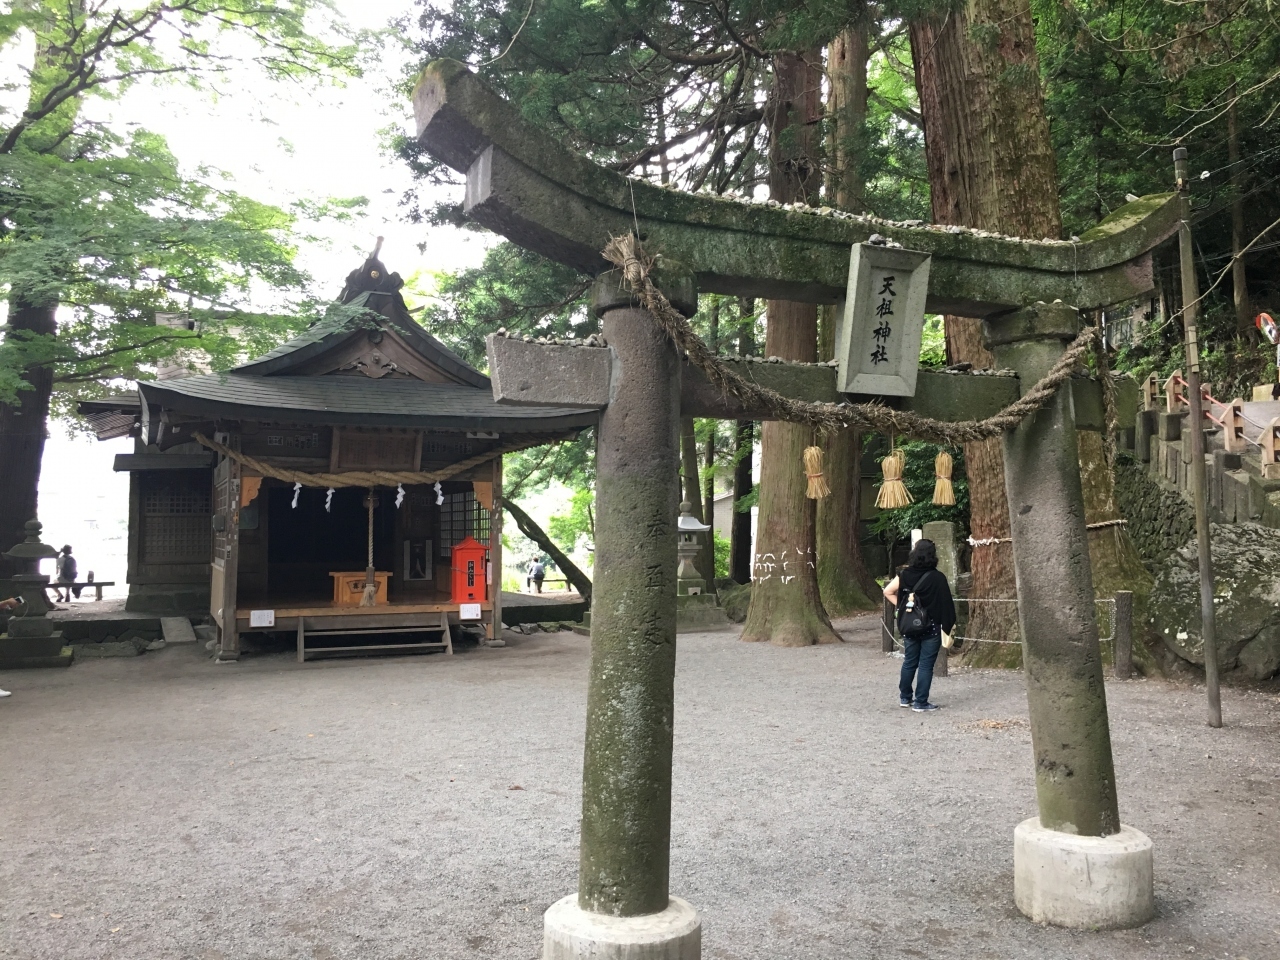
[414,60,1175,959]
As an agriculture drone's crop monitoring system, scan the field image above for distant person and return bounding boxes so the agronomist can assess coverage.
[54,545,79,602]
[528,558,546,594]
[0,596,18,697]
[883,539,956,713]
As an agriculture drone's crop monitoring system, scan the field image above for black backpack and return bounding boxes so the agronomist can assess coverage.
[897,571,937,638]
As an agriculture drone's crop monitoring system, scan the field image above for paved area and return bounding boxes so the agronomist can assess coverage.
[1,618,1277,960]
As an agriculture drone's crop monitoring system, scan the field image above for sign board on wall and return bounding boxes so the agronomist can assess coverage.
[835,244,932,397]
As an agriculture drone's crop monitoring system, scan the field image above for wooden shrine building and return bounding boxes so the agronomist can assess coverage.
[83,254,592,660]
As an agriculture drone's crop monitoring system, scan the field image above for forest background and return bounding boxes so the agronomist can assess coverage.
[1,0,1278,642]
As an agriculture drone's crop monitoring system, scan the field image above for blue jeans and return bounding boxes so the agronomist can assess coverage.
[899,626,942,707]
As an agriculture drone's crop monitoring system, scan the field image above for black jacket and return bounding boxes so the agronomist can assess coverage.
[897,565,956,634]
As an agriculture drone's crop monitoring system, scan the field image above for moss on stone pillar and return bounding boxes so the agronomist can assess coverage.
[577,266,692,916]
[986,302,1122,838]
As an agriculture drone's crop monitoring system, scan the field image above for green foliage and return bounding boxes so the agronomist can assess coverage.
[869,441,969,542]
[713,531,731,579]
[548,487,596,552]
[919,315,945,368]
[0,0,366,412]
[420,242,592,368]
[858,37,931,221]
[1035,0,1280,369]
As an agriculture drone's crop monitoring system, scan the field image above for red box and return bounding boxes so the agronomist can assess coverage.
[450,536,488,603]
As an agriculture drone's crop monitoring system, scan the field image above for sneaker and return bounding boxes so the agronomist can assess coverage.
[912,702,939,712]
[899,698,911,708]
[0,689,10,698]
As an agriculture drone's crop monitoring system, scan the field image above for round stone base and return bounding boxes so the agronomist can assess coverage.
[543,894,701,960]
[1014,817,1154,929]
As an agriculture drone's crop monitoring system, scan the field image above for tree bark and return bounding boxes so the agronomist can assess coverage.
[827,20,869,214]
[503,498,593,602]
[910,1,1141,657]
[730,299,755,585]
[743,47,841,645]
[814,16,877,615]
[1228,83,1252,338]
[0,296,57,581]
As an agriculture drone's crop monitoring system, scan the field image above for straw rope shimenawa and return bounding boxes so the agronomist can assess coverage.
[191,432,555,488]
[600,233,1111,446]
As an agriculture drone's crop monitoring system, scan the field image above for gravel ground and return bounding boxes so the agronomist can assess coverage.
[1,618,1277,960]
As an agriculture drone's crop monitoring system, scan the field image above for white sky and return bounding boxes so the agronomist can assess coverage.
[34,0,492,592]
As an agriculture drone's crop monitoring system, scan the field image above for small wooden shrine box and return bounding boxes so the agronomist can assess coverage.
[330,570,391,606]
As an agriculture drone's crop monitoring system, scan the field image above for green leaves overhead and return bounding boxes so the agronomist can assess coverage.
[0,0,366,409]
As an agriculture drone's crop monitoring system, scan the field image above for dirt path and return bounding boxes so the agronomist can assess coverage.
[1,618,1276,959]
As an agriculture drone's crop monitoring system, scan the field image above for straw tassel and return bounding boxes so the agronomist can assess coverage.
[932,451,955,506]
[803,446,830,499]
[875,448,913,509]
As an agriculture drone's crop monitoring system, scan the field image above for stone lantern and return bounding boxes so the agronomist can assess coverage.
[676,501,710,595]
[0,518,70,668]
[675,501,727,631]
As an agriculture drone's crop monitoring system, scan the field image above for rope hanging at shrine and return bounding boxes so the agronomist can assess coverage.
[190,432,553,489]
[600,233,1118,448]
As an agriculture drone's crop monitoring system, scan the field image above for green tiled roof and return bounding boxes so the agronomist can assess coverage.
[232,292,488,388]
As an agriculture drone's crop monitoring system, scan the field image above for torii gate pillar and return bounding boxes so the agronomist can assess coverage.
[541,266,701,959]
[986,301,1154,929]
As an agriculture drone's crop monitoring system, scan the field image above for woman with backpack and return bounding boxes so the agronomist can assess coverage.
[883,539,956,713]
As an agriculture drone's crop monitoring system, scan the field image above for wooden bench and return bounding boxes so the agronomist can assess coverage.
[47,581,115,601]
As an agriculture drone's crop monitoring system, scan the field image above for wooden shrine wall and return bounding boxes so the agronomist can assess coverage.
[127,469,212,588]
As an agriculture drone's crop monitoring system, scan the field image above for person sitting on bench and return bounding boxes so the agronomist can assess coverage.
[53,545,79,602]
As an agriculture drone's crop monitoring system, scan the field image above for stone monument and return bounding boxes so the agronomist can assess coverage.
[0,519,71,669]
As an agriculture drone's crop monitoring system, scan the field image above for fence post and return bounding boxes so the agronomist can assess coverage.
[1113,590,1133,679]
[882,597,895,653]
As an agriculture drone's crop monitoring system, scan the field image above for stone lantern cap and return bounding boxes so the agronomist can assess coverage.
[677,502,710,533]
[3,519,59,561]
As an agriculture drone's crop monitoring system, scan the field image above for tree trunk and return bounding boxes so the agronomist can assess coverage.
[503,498,593,602]
[703,301,719,577]
[827,19,869,214]
[1228,84,1252,339]
[814,17,877,615]
[730,300,756,584]
[0,296,57,582]
[742,48,840,645]
[911,2,1143,658]
[703,423,716,568]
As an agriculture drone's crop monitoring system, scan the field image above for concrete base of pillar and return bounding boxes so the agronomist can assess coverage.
[1014,817,1154,929]
[543,895,701,959]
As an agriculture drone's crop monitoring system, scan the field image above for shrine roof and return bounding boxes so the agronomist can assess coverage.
[137,373,598,432]
[233,290,489,389]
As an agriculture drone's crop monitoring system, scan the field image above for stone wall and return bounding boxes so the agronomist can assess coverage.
[1114,455,1196,569]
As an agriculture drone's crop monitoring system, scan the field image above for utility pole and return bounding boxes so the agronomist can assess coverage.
[1173,147,1223,728]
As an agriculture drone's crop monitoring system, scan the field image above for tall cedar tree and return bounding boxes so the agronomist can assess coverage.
[814,11,878,614]
[740,47,843,645]
[909,0,1149,656]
